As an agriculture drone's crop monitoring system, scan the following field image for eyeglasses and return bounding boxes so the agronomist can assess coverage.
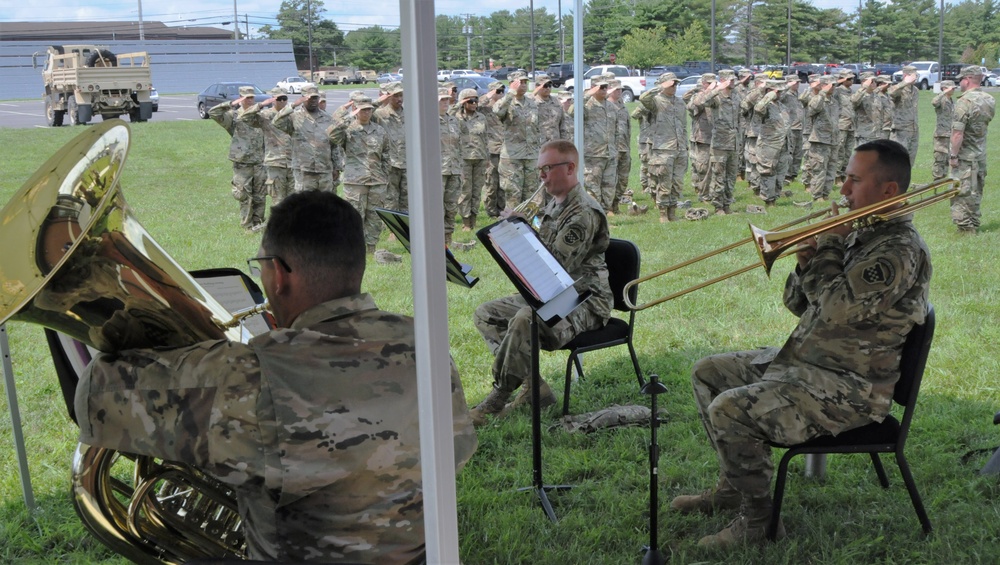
[542,82,553,89]
[276,96,288,101]
[599,85,608,90]
[465,98,479,103]
[497,88,506,93]
[247,255,292,277]
[537,161,571,174]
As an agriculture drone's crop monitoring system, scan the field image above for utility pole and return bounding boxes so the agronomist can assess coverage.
[462,14,473,69]
[530,0,536,77]
[137,0,144,41]
[558,0,564,64]
[232,0,239,39]
[787,0,791,66]
[306,0,314,76]
[245,13,250,40]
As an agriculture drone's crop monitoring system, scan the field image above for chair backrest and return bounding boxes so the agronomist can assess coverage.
[604,239,641,312]
[894,305,935,442]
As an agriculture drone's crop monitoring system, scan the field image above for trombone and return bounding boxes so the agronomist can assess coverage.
[623,178,958,311]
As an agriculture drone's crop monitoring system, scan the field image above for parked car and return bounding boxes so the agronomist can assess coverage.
[149,87,159,112]
[276,76,314,94]
[196,82,265,119]
[761,65,787,79]
[451,75,494,96]
[377,73,403,84]
[789,63,823,82]
[493,66,523,80]
[874,63,902,77]
[436,70,451,81]
[891,61,940,90]
[546,62,581,87]
[647,65,693,80]
[839,63,872,83]
[675,75,701,97]
[562,65,646,102]
[449,69,480,78]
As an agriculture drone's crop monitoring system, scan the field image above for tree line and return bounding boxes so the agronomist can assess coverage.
[259,0,1000,73]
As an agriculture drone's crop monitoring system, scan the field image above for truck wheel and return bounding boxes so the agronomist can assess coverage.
[621,89,635,103]
[68,97,80,125]
[198,102,209,119]
[46,99,65,127]
[920,79,928,90]
[85,49,118,68]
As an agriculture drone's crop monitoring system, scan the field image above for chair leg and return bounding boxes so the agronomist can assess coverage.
[895,451,933,534]
[870,453,891,488]
[768,451,795,541]
[563,353,577,416]
[627,341,645,388]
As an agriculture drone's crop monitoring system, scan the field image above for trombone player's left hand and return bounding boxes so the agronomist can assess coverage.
[797,202,852,270]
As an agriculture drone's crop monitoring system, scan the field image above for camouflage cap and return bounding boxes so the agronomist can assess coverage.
[738,69,754,77]
[437,87,452,99]
[701,72,717,82]
[601,71,616,79]
[766,79,786,90]
[441,81,457,91]
[349,90,368,103]
[819,75,837,85]
[268,87,285,97]
[784,75,800,84]
[837,69,853,79]
[807,73,822,82]
[591,76,610,87]
[940,79,956,89]
[534,73,551,84]
[859,71,875,80]
[302,85,320,98]
[608,79,623,90]
[718,69,736,80]
[656,72,678,85]
[385,81,404,95]
[488,80,505,91]
[458,88,479,102]
[958,65,983,78]
[876,75,891,84]
[508,71,527,81]
[901,65,917,75]
[354,95,375,110]
[239,86,256,97]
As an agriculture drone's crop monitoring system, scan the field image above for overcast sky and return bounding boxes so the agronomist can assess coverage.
[2,0,865,37]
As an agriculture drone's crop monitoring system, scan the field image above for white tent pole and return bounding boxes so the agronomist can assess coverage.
[573,0,585,184]
[399,1,461,563]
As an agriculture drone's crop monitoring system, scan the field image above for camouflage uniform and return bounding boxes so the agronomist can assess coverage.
[876,79,894,139]
[632,104,652,194]
[852,75,881,148]
[687,75,716,201]
[535,91,569,146]
[481,83,506,218]
[494,77,541,210]
[610,85,633,211]
[209,99,266,229]
[782,80,804,182]
[797,79,818,189]
[457,91,490,230]
[705,82,740,212]
[639,78,689,215]
[888,70,920,166]
[740,81,766,195]
[950,81,996,231]
[272,96,337,193]
[753,83,790,204]
[568,80,617,211]
[930,85,955,181]
[474,184,612,395]
[691,215,931,502]
[327,105,391,248]
[372,83,408,211]
[256,104,294,206]
[834,75,856,181]
[804,78,839,199]
[76,294,479,564]
[440,94,465,239]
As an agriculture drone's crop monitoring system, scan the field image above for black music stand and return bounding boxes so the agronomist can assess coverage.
[477,217,590,522]
[375,208,479,288]
[640,374,668,565]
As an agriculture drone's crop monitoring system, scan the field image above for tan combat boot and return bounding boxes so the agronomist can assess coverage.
[498,380,557,418]
[697,496,785,549]
[670,477,743,515]
[468,388,512,427]
[462,217,476,231]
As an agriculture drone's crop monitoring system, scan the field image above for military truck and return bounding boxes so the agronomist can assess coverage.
[35,45,154,126]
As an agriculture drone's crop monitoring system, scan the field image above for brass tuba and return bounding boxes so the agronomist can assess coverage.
[0,120,250,563]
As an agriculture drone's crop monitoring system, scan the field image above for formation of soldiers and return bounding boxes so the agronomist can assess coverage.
[209,63,991,244]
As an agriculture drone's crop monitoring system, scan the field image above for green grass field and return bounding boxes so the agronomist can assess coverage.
[2,92,1000,564]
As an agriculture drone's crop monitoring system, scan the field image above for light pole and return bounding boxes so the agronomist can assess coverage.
[306,0,314,77]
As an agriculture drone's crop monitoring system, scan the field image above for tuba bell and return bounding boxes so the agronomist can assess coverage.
[0,120,250,563]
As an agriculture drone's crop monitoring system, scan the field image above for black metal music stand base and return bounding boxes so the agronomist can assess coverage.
[517,484,574,523]
[639,374,669,563]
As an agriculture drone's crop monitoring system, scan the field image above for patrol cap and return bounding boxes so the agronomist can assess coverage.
[807,73,822,82]
[437,87,452,99]
[901,65,917,75]
[534,73,551,84]
[837,69,853,79]
[939,79,956,89]
[958,65,983,78]
[354,95,375,110]
[488,80,505,91]
[458,88,479,102]
[441,81,457,91]
[656,72,678,85]
[784,75,800,84]
[302,85,320,98]
[239,86,256,97]
[349,90,368,103]
[591,76,610,87]
[701,72,717,82]
[859,71,875,81]
[819,75,837,85]
[268,87,284,97]
[876,75,891,84]
[738,69,754,77]
[765,79,786,90]
[508,71,527,81]
[608,79,623,90]
[601,71,616,79]
[718,69,736,80]
[385,81,404,95]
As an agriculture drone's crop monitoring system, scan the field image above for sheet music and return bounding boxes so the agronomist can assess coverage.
[488,220,574,303]
[195,275,270,339]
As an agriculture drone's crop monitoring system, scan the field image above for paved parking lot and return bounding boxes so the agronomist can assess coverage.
[0,90,378,129]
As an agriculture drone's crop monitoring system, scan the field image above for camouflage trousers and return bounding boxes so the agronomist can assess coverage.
[294,169,336,193]
[805,142,836,198]
[583,156,617,211]
[614,150,632,208]
[708,147,738,210]
[458,158,488,221]
[387,165,409,211]
[442,174,462,236]
[638,144,650,193]
[951,157,987,230]
[744,138,761,195]
[232,162,266,229]
[483,154,504,217]
[836,129,855,179]
[756,140,787,203]
[690,141,712,201]
[692,349,876,498]
[890,128,919,167]
[648,150,688,209]
[474,295,606,393]
[787,130,804,180]
[799,137,812,187]
[342,183,388,246]
[500,158,539,211]
[931,136,951,180]
[265,165,294,206]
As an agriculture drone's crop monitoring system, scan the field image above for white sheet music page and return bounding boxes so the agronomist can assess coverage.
[489,220,574,303]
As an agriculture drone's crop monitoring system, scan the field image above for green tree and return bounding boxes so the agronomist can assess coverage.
[343,26,400,72]
[662,21,712,65]
[618,26,670,70]
[258,0,344,70]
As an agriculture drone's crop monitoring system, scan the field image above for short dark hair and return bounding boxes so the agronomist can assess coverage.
[853,139,912,193]
[539,139,579,165]
[262,190,365,293]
